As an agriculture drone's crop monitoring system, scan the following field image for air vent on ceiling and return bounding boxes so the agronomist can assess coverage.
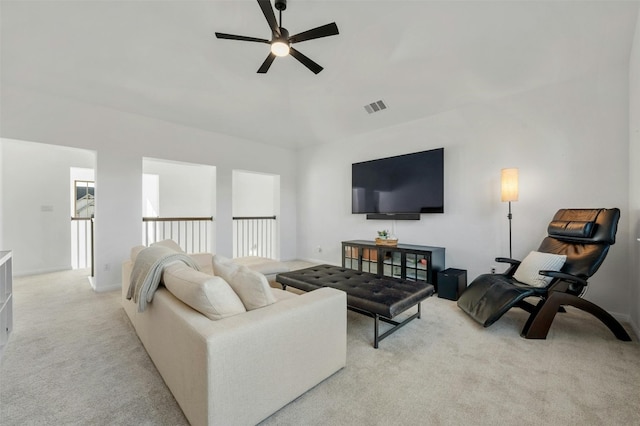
[364,100,387,114]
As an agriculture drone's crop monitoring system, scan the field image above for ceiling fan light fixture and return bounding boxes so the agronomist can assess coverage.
[271,40,290,57]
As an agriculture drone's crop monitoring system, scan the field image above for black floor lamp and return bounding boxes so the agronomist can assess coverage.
[501,168,519,259]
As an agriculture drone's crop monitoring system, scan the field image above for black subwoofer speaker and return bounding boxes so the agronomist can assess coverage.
[437,268,467,301]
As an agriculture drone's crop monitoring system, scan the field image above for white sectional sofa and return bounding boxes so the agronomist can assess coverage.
[121,245,346,426]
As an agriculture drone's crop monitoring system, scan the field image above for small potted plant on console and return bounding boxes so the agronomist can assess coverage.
[375,230,398,246]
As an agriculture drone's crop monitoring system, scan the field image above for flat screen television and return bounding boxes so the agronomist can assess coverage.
[352,148,444,217]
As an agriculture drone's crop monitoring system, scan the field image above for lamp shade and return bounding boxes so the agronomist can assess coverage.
[501,168,519,202]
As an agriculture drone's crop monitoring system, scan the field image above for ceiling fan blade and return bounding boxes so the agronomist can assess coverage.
[257,0,280,36]
[289,47,323,74]
[289,22,339,44]
[215,32,270,44]
[257,53,277,74]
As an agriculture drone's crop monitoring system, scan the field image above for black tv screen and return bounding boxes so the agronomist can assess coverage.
[352,148,444,215]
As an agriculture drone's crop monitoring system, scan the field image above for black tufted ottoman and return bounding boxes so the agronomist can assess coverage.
[276,264,434,348]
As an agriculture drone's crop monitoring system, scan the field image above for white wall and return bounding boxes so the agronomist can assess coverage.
[297,66,631,318]
[0,139,95,275]
[629,9,640,333]
[0,86,298,291]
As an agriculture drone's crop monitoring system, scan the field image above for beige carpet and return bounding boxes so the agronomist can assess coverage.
[1,268,639,426]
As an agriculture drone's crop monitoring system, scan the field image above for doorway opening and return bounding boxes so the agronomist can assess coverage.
[232,170,280,259]
[70,168,95,272]
[142,158,216,253]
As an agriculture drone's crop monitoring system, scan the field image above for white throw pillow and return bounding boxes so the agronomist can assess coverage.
[162,263,246,320]
[513,251,567,288]
[188,253,215,275]
[213,255,277,310]
[212,254,239,278]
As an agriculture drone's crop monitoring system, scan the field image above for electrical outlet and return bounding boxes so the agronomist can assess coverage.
[104,263,111,271]
[316,246,322,253]
[491,266,496,274]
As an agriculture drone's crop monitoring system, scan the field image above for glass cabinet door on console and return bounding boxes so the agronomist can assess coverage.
[360,247,378,274]
[381,250,401,278]
[343,245,378,274]
[343,245,358,270]
[341,240,445,286]
[405,252,429,282]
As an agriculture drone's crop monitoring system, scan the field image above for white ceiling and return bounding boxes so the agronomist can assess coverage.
[1,0,638,150]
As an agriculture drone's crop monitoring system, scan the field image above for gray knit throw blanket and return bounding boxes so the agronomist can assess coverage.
[127,245,200,312]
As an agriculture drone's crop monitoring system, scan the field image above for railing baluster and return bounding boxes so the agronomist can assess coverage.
[267,219,271,258]
[203,222,207,253]
[84,219,89,268]
[76,220,81,268]
[260,219,264,257]
[90,218,94,277]
[245,221,248,257]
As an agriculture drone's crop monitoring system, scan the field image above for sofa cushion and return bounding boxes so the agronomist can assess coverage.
[188,253,214,275]
[213,255,277,310]
[163,263,246,320]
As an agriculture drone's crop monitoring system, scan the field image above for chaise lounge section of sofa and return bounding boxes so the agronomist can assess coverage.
[121,245,346,426]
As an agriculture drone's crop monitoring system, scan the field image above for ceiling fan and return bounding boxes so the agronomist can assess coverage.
[215,0,339,74]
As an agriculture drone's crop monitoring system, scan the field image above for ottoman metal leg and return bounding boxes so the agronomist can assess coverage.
[352,303,422,349]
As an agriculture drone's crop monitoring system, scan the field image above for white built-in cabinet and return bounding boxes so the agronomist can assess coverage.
[0,251,13,359]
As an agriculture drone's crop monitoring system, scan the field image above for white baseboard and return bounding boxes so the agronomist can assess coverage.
[88,276,121,293]
[13,267,69,277]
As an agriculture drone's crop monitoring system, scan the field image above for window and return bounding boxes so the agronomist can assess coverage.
[74,180,95,218]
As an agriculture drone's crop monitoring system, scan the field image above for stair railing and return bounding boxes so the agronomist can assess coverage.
[71,216,94,276]
[143,216,214,253]
[232,216,277,259]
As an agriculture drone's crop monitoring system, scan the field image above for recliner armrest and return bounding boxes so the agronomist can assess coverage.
[495,257,521,276]
[538,270,587,287]
[539,270,588,295]
[495,257,521,266]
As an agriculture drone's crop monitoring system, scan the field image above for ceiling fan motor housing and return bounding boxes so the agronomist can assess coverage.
[275,0,287,11]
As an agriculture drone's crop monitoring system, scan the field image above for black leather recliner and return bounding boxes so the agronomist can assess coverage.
[457,208,631,340]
